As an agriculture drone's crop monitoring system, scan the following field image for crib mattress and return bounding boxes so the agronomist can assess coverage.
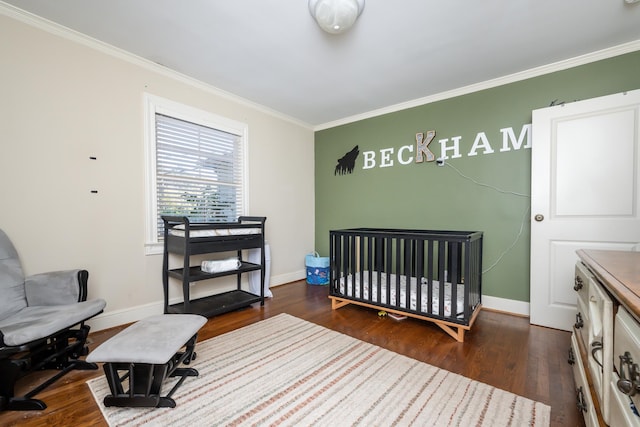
[169,225,261,238]
[338,271,466,318]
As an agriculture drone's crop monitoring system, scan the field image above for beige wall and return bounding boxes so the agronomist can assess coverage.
[0,11,315,330]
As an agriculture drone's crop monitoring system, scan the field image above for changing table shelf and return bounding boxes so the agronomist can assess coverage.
[167,262,262,283]
[166,290,261,318]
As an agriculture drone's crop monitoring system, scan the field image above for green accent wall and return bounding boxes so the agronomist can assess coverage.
[314,50,640,303]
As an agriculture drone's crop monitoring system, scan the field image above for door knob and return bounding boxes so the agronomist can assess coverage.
[534,214,544,222]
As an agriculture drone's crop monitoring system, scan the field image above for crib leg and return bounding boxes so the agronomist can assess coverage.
[329,297,351,310]
[436,323,465,343]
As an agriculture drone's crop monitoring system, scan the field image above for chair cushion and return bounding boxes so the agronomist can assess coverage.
[0,298,106,347]
[25,270,82,306]
[0,229,27,322]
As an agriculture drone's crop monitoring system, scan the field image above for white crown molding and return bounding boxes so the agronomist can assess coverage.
[3,1,638,133]
[0,1,313,130]
[314,39,640,131]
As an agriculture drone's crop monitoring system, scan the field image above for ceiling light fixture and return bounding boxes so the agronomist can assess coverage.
[309,0,365,34]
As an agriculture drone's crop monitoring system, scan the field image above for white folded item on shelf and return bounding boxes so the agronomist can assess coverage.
[201,257,241,274]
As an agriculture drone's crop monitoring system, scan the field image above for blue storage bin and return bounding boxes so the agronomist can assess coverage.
[305,251,329,285]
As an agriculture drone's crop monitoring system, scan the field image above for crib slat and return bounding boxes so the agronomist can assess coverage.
[427,239,434,315]
[463,240,471,320]
[438,240,446,317]
[403,238,411,310]
[416,240,424,314]
[330,233,339,293]
[357,235,364,301]
[393,237,399,307]
[450,240,459,319]
[384,237,391,305]
[349,234,356,292]
[366,236,372,302]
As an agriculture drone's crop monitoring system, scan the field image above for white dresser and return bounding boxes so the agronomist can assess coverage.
[572,250,640,427]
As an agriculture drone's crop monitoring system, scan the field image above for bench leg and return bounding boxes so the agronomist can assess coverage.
[100,334,201,408]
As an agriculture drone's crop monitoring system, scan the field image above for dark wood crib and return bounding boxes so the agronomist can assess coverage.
[329,228,483,342]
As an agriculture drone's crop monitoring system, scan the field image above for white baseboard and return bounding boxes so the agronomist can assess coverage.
[87,271,307,332]
[86,301,164,332]
[271,270,306,287]
[86,278,530,332]
[481,294,530,317]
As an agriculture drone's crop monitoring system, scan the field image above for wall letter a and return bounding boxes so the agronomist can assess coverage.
[415,130,436,163]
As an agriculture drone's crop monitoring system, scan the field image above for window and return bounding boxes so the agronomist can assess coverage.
[144,94,248,254]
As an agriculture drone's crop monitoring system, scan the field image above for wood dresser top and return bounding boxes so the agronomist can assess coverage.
[577,249,640,318]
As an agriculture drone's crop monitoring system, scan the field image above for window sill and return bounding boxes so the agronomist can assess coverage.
[145,242,163,256]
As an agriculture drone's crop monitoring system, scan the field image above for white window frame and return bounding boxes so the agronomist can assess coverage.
[143,93,249,255]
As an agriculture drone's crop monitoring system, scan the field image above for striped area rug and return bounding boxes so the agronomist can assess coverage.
[87,313,549,426]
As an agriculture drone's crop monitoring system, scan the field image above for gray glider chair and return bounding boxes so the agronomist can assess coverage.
[0,229,106,411]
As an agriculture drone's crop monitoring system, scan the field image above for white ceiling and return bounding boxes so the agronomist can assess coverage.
[3,1,640,128]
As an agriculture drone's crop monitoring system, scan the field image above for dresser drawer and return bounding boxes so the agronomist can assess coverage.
[571,333,601,427]
[609,372,640,427]
[575,262,591,307]
[587,274,613,424]
[614,308,640,365]
[575,250,640,427]
[575,295,589,350]
[611,307,640,426]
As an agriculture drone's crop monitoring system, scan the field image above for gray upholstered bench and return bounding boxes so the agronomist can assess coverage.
[87,314,207,408]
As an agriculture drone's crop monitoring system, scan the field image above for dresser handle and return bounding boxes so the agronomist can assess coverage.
[568,347,575,365]
[576,386,588,413]
[574,276,583,291]
[574,312,584,329]
[617,351,640,396]
[591,341,603,369]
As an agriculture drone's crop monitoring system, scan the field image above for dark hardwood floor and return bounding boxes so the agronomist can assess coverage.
[2,280,583,426]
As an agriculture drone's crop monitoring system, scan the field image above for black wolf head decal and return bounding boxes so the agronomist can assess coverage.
[334,145,359,175]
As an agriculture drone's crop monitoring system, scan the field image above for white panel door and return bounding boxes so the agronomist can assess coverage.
[530,89,640,331]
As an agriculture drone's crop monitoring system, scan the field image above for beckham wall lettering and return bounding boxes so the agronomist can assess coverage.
[361,124,531,169]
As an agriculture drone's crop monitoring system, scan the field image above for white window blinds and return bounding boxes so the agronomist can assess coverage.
[155,113,244,235]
